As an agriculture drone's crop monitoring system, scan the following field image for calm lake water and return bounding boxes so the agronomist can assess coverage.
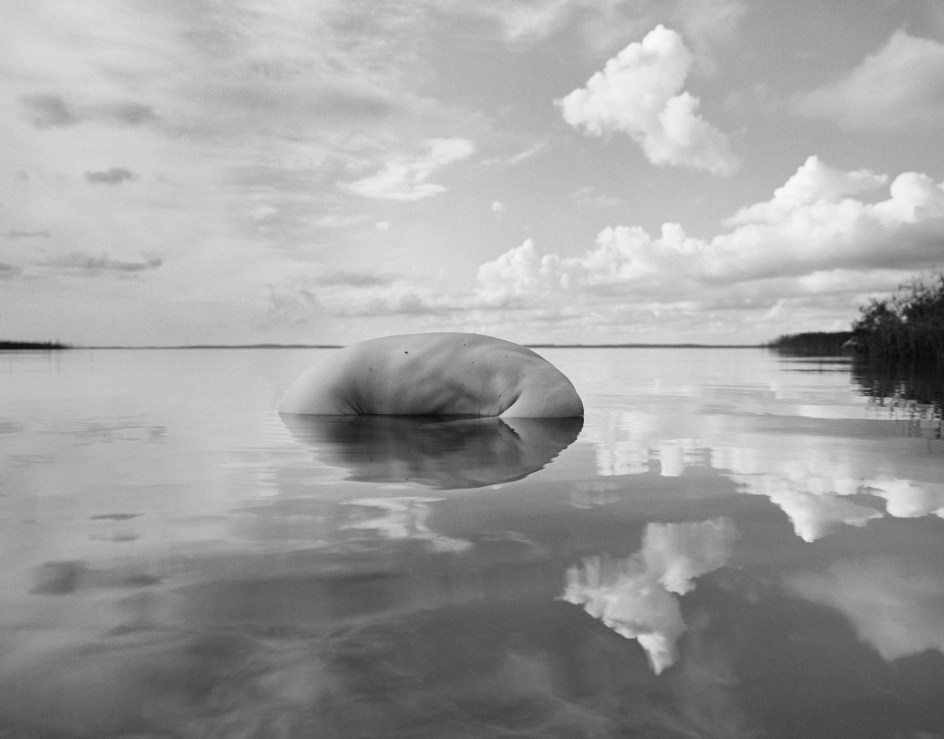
[1,347,943,738]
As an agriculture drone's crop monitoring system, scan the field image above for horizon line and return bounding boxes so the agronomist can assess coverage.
[4,341,768,350]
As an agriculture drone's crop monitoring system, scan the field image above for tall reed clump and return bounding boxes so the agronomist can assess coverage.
[851,273,944,366]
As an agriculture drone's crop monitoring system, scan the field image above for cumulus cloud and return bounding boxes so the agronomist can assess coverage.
[557,25,738,174]
[342,138,475,201]
[724,157,888,226]
[793,30,944,130]
[561,517,737,673]
[475,157,944,309]
[330,152,944,338]
[85,168,136,185]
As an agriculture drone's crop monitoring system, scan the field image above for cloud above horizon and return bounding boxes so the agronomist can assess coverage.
[85,167,136,185]
[3,0,944,345]
[473,156,944,309]
[341,138,476,201]
[255,154,944,344]
[19,95,160,129]
[37,251,163,276]
[793,30,944,130]
[557,25,738,175]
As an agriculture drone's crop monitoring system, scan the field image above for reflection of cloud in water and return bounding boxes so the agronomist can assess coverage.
[714,445,944,541]
[771,491,880,543]
[281,414,582,489]
[585,406,944,543]
[343,497,473,552]
[582,410,651,475]
[788,557,944,662]
[561,517,737,674]
[569,480,622,508]
[865,478,944,519]
[656,438,705,477]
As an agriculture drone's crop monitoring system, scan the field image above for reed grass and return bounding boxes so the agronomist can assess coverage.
[850,273,944,366]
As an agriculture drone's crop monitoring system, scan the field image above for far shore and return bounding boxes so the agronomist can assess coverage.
[0,340,69,351]
[2,341,767,350]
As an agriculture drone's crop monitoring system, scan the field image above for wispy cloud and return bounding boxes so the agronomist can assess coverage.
[793,30,944,130]
[572,186,621,209]
[557,25,738,175]
[38,252,163,276]
[342,138,476,201]
[5,230,51,240]
[85,168,136,185]
[18,94,77,128]
[19,95,159,129]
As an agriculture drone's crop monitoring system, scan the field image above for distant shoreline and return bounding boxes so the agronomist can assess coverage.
[0,340,69,351]
[3,341,765,350]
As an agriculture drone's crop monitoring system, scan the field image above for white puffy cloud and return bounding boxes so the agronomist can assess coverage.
[557,25,738,175]
[724,156,888,226]
[342,138,476,201]
[319,155,944,340]
[561,517,737,673]
[793,30,944,130]
[471,156,944,335]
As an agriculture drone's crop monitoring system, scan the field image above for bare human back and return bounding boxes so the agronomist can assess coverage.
[279,332,583,418]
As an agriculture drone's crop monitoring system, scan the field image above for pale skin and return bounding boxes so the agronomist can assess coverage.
[279,332,584,418]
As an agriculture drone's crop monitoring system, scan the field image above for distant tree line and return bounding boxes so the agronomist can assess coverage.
[769,272,944,366]
[767,331,853,356]
[0,340,68,350]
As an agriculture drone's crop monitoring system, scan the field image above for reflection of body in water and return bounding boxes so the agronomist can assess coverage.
[281,414,583,489]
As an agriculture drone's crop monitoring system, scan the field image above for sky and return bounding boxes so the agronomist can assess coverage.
[3,0,944,346]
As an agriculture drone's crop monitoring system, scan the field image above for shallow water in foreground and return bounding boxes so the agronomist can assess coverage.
[1,347,943,738]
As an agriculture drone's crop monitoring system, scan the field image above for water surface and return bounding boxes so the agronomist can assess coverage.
[1,347,943,737]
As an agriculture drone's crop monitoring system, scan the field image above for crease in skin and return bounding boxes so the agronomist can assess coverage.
[279,332,583,419]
